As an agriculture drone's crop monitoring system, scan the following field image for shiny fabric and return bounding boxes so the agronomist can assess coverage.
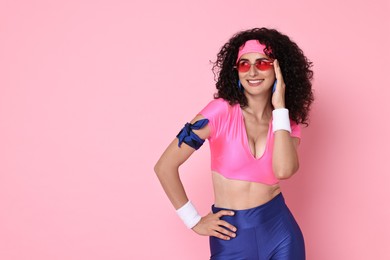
[237,39,267,62]
[176,119,209,150]
[198,99,301,185]
[209,193,305,260]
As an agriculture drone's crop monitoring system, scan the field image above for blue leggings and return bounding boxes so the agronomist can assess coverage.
[209,193,305,260]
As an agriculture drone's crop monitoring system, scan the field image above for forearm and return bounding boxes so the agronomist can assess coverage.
[154,164,190,209]
[272,131,299,179]
[155,162,203,229]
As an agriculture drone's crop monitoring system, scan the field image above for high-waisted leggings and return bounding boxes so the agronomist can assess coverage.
[209,193,305,260]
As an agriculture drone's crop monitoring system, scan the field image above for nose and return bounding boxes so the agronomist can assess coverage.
[249,63,259,77]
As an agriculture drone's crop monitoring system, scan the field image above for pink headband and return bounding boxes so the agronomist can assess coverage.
[236,39,267,63]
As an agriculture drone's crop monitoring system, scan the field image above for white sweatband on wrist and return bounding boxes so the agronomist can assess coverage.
[176,201,201,229]
[272,108,291,133]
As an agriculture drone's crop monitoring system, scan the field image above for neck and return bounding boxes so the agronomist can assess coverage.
[243,92,273,120]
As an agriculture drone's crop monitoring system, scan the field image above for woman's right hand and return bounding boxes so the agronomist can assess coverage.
[192,210,237,240]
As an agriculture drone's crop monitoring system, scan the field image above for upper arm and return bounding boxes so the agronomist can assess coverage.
[156,99,227,170]
[156,114,210,170]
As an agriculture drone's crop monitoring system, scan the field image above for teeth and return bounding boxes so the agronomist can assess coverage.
[248,80,262,83]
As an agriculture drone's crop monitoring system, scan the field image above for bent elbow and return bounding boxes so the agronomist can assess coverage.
[275,171,294,180]
[154,162,161,176]
[154,159,179,179]
[274,163,299,180]
[154,160,165,178]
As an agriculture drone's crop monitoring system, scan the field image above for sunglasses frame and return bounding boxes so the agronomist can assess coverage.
[234,59,274,73]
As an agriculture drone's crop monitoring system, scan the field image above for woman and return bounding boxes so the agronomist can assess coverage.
[154,27,314,260]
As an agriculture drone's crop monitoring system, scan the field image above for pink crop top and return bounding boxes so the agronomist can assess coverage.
[199,98,301,185]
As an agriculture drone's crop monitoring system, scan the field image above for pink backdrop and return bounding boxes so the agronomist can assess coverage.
[1,0,389,259]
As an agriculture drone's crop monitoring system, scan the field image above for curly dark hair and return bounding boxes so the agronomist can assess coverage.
[212,27,314,125]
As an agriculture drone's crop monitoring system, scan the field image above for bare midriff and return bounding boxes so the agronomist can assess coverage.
[212,171,281,210]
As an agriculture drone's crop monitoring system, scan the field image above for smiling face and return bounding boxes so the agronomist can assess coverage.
[237,52,275,95]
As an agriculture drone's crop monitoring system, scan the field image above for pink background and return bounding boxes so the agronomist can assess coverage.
[1,0,389,259]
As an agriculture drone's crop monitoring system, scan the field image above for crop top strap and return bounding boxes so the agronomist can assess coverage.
[176,119,209,150]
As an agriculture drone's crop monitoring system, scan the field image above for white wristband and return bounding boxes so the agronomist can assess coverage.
[272,108,291,133]
[176,201,201,229]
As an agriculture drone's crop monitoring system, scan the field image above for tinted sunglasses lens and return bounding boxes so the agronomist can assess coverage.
[237,61,251,72]
[256,60,273,70]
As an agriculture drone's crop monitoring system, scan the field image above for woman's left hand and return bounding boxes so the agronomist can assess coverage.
[272,59,286,109]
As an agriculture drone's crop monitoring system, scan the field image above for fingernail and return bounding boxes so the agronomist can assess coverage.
[232,233,236,237]
[230,211,235,215]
